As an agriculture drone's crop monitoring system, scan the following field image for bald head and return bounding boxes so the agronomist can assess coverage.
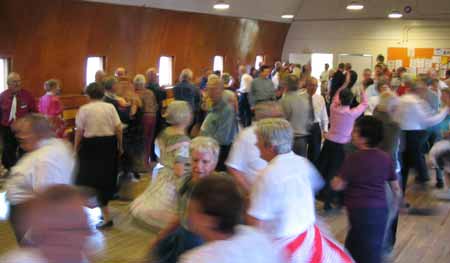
[146,68,158,84]
[7,72,21,93]
[115,67,127,78]
[95,70,106,84]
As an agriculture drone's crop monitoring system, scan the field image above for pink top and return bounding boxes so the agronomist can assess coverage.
[326,87,368,144]
[38,93,63,117]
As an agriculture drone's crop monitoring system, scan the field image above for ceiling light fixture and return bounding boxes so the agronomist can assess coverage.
[281,14,295,19]
[346,1,364,10]
[388,10,403,19]
[213,1,230,10]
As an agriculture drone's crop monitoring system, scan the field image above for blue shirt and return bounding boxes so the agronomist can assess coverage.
[200,99,238,146]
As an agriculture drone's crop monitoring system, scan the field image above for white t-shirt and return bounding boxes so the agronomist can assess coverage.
[248,152,324,239]
[75,101,121,138]
[238,74,253,93]
[312,94,329,132]
[0,249,47,263]
[6,138,75,205]
[364,96,380,116]
[225,126,267,186]
[179,225,280,263]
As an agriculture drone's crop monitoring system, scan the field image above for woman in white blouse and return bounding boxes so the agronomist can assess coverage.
[74,82,123,229]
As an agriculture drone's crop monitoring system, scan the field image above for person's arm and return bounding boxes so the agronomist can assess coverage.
[248,81,256,108]
[331,176,347,191]
[228,167,251,192]
[388,180,402,212]
[74,110,84,152]
[148,218,180,249]
[349,86,369,116]
[74,128,83,153]
[419,105,449,128]
[318,96,329,133]
[331,74,351,108]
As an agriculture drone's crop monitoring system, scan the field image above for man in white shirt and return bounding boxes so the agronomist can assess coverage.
[247,118,352,262]
[428,69,449,89]
[351,69,373,104]
[271,61,282,90]
[365,76,390,116]
[6,114,75,244]
[180,176,279,263]
[394,78,449,194]
[237,65,253,127]
[320,63,330,87]
[226,101,284,191]
[306,77,329,166]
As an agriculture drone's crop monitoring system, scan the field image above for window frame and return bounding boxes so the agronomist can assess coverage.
[0,56,12,93]
[85,55,106,87]
[255,55,265,70]
[158,55,175,87]
[213,55,225,74]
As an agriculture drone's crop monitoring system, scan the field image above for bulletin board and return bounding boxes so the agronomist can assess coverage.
[387,47,450,77]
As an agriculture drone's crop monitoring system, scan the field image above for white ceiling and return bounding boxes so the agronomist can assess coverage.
[85,0,450,22]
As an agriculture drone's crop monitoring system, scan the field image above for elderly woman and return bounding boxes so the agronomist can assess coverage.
[130,101,192,229]
[74,82,123,229]
[134,74,158,166]
[248,118,351,262]
[38,79,65,138]
[149,136,224,263]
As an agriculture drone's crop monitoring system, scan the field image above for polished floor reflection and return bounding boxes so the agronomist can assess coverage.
[1,174,450,262]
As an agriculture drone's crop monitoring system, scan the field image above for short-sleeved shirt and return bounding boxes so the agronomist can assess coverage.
[249,78,276,107]
[279,90,312,137]
[225,125,267,186]
[248,152,324,239]
[136,88,158,115]
[339,149,397,209]
[38,93,63,117]
[179,225,279,263]
[75,101,121,138]
[200,99,237,146]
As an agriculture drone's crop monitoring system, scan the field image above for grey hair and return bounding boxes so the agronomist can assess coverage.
[146,68,157,75]
[254,101,284,121]
[376,76,389,92]
[179,68,193,82]
[15,114,54,139]
[133,74,146,85]
[44,79,59,92]
[165,100,192,125]
[7,72,20,85]
[256,118,293,154]
[190,136,220,164]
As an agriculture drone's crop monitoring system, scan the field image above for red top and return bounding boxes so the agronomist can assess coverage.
[397,85,409,96]
[38,93,63,117]
[0,89,36,127]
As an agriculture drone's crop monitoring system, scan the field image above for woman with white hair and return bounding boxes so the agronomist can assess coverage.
[134,74,158,167]
[149,136,225,263]
[247,118,352,263]
[130,101,192,229]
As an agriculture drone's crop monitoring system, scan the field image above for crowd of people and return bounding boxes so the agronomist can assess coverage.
[2,55,450,262]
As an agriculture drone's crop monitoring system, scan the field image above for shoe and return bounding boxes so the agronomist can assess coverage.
[96,220,113,230]
[436,180,444,189]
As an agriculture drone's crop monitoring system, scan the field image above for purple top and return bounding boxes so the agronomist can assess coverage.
[326,87,368,144]
[38,93,63,117]
[339,149,397,209]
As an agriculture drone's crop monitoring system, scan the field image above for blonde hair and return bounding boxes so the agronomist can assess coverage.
[44,79,59,92]
[133,74,146,85]
[165,100,192,125]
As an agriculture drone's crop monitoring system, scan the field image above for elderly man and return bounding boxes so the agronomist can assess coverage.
[0,73,35,173]
[6,114,75,244]
[351,68,373,105]
[174,69,201,128]
[279,74,312,157]
[115,67,127,79]
[237,65,253,127]
[226,101,284,191]
[249,65,276,108]
[145,68,166,153]
[95,70,106,85]
[200,75,238,171]
[247,118,351,262]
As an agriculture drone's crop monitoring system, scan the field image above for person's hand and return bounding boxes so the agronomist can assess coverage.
[118,144,124,157]
[331,176,346,191]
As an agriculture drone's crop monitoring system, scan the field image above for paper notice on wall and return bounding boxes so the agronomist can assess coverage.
[416,59,425,68]
[424,59,432,69]
[410,59,417,68]
[417,67,426,74]
[395,60,403,68]
[387,60,396,70]
[442,56,449,65]
[435,48,444,56]
[410,67,417,75]
[409,48,415,57]
[432,56,441,64]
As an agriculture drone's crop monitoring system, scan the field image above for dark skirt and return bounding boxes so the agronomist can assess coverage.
[76,135,118,206]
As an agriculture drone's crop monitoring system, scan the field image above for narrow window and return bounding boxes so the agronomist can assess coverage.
[85,56,105,86]
[159,56,173,86]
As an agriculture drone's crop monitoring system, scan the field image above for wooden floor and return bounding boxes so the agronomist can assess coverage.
[1,174,450,263]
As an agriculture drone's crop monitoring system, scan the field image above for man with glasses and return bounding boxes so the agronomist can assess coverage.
[0,73,35,174]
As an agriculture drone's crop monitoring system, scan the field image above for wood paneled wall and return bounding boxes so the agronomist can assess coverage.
[0,0,290,99]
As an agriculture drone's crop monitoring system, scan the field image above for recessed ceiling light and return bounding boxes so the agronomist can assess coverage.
[213,1,230,10]
[346,1,364,10]
[388,10,403,19]
[281,14,295,19]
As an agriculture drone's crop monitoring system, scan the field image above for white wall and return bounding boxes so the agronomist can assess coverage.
[282,19,450,68]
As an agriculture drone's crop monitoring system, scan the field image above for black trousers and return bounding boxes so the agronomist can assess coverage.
[318,139,345,206]
[217,145,231,172]
[346,207,388,263]
[307,123,322,167]
[238,93,252,128]
[0,125,20,170]
[401,130,429,193]
[293,136,308,157]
